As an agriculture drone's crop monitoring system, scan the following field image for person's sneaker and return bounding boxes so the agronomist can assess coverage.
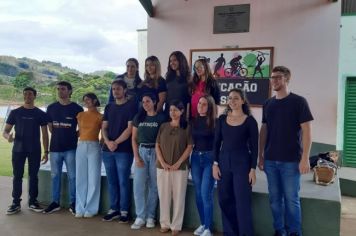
[194,225,205,235]
[201,229,213,236]
[28,201,44,213]
[146,218,155,228]
[118,214,129,223]
[131,217,145,229]
[84,213,95,218]
[75,213,83,218]
[43,202,61,214]
[6,203,21,215]
[274,230,287,236]
[102,209,120,221]
[69,202,76,215]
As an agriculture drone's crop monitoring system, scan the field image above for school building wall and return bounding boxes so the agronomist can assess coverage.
[337,15,356,150]
[147,0,340,147]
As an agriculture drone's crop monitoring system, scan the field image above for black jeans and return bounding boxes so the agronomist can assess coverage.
[12,152,41,205]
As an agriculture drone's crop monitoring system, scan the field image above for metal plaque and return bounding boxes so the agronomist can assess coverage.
[214,4,250,34]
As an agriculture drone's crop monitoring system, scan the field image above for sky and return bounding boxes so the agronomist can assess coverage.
[0,0,147,73]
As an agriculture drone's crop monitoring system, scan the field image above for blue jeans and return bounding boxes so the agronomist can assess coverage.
[102,151,133,212]
[264,160,302,235]
[75,141,102,216]
[50,149,76,204]
[190,150,215,230]
[133,146,158,219]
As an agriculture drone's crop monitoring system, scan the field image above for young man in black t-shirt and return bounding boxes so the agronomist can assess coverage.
[3,87,49,215]
[101,80,137,222]
[258,66,313,236]
[43,81,83,214]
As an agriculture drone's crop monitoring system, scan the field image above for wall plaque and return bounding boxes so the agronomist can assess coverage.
[214,4,250,34]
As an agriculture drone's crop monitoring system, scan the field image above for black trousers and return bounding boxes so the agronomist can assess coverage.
[217,150,254,236]
[12,152,41,205]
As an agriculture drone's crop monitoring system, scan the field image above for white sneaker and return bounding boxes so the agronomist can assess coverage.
[84,213,95,218]
[131,217,146,229]
[201,229,213,236]
[75,213,83,218]
[194,225,205,235]
[146,218,155,228]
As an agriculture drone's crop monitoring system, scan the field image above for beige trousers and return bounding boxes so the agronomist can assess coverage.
[157,168,188,231]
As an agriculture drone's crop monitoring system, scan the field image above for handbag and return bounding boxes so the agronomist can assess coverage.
[313,158,338,186]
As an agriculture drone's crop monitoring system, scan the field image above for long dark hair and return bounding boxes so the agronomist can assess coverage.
[166,51,189,83]
[190,58,217,94]
[225,88,251,116]
[124,58,142,87]
[82,92,100,107]
[136,93,157,123]
[169,100,188,129]
[194,95,216,130]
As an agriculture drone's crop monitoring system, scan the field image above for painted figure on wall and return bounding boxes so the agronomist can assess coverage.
[214,53,226,77]
[252,52,266,79]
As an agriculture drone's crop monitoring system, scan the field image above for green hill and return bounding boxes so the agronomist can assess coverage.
[0,55,83,84]
[0,56,115,106]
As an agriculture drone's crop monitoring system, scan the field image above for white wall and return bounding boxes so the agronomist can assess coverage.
[337,16,356,149]
[148,0,340,145]
[137,29,147,79]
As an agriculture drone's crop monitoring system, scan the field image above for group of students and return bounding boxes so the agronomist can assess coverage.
[3,50,313,236]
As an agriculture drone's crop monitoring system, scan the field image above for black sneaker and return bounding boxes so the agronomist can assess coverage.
[102,209,120,222]
[274,230,287,236]
[6,203,21,215]
[43,202,61,214]
[28,201,44,213]
[69,202,75,215]
[118,214,129,224]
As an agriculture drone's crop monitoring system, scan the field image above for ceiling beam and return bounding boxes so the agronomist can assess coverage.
[139,0,154,17]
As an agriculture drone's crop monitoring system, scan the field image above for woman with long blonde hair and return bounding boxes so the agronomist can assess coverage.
[139,56,167,113]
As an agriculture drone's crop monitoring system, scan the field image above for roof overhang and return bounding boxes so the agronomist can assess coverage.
[139,0,154,17]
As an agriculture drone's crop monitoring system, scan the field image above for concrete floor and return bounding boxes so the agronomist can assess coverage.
[0,176,355,236]
[341,196,356,236]
[0,176,221,236]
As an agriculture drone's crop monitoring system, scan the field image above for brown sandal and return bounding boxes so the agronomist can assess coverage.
[160,228,170,233]
[171,230,179,235]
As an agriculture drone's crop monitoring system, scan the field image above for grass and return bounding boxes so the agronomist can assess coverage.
[0,130,14,177]
[0,118,28,177]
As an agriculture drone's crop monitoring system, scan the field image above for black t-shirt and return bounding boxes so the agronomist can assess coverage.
[103,100,137,153]
[132,113,166,144]
[138,76,167,102]
[6,106,48,153]
[213,115,259,168]
[108,73,142,104]
[47,102,83,152]
[191,116,215,152]
[262,93,314,162]
[166,76,190,107]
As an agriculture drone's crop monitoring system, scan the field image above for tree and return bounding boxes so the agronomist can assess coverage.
[12,72,34,89]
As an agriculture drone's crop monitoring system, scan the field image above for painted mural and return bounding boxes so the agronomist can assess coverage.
[190,47,273,105]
